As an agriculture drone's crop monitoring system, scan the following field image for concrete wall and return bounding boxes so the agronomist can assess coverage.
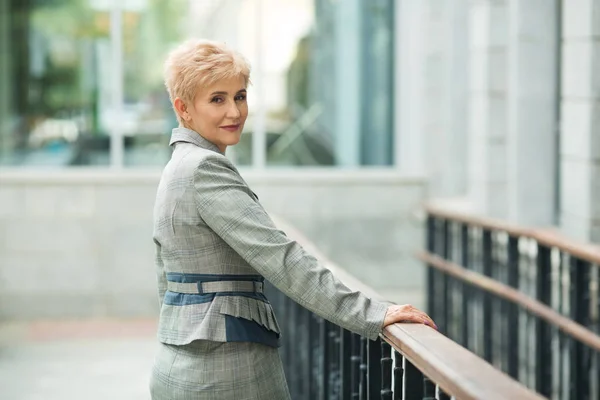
[410,0,563,230]
[0,169,427,319]
[559,0,600,242]
[468,0,510,218]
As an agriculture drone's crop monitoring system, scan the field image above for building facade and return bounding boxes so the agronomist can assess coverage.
[0,0,598,319]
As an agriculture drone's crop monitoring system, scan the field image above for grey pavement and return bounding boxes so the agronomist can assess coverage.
[0,319,158,400]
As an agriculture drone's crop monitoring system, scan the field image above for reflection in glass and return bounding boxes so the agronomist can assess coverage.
[0,0,395,168]
[0,0,186,167]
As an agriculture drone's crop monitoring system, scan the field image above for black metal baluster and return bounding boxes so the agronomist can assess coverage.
[296,305,308,399]
[482,230,493,362]
[556,252,565,400]
[367,338,382,400]
[569,257,590,400]
[380,341,393,400]
[306,307,314,398]
[393,351,403,400]
[490,233,500,369]
[321,319,330,400]
[288,299,298,396]
[360,337,368,400]
[440,219,450,335]
[351,333,362,399]
[427,216,436,322]
[340,329,353,400]
[328,322,340,399]
[422,376,436,400]
[461,224,469,348]
[497,238,508,373]
[436,386,451,400]
[507,235,520,379]
[311,315,324,400]
[403,357,423,400]
[536,245,552,397]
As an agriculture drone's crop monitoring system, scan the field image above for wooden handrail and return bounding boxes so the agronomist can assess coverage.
[426,204,600,265]
[383,324,545,400]
[272,215,546,400]
[417,251,600,353]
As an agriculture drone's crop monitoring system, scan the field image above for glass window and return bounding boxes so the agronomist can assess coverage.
[251,0,396,167]
[0,0,187,167]
[0,0,395,168]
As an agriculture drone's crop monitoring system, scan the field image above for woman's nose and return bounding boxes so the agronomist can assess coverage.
[226,101,241,119]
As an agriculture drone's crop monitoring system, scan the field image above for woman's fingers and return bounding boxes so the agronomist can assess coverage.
[383,304,438,330]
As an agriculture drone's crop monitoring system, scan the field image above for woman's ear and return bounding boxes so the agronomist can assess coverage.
[174,98,190,122]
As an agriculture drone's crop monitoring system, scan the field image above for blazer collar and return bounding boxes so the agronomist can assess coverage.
[169,127,223,154]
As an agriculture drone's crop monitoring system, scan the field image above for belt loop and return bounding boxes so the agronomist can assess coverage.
[197,282,204,294]
[254,281,263,293]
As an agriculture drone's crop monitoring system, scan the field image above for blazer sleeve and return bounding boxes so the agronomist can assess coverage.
[193,154,388,340]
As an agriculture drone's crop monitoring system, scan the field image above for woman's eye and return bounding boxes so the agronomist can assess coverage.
[211,97,224,103]
[235,94,247,101]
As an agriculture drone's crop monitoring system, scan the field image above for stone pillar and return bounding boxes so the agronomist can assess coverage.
[468,0,509,218]
[506,0,559,226]
[560,0,600,242]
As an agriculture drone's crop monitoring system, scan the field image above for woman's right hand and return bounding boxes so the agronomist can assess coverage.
[383,304,437,330]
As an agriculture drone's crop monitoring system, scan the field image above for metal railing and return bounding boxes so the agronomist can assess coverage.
[270,216,544,400]
[420,204,600,400]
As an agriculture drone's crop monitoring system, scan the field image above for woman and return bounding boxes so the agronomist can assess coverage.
[150,39,435,400]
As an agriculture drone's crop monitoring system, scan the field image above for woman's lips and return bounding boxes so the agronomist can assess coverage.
[220,124,240,132]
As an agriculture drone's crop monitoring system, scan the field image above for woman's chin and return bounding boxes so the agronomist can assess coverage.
[224,133,242,146]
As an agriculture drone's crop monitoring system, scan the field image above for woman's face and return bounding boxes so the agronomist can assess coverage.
[179,75,248,153]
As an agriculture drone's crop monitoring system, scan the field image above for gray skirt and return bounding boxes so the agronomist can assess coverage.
[149,340,291,400]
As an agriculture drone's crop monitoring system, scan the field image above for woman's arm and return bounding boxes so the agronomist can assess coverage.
[193,154,390,339]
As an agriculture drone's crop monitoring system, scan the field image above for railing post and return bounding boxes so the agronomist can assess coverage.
[436,386,451,400]
[367,338,382,399]
[340,329,353,400]
[321,318,330,400]
[482,230,493,362]
[440,219,450,335]
[288,297,298,396]
[569,257,590,400]
[427,215,436,320]
[461,224,470,348]
[304,307,313,398]
[422,376,436,400]
[392,350,403,400]
[507,235,520,379]
[402,357,424,400]
[351,333,362,399]
[310,314,322,400]
[380,341,393,400]
[535,245,552,397]
[360,336,368,400]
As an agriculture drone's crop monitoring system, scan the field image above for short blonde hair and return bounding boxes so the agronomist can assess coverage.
[163,39,251,124]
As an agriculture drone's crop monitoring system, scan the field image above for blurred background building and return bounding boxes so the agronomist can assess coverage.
[0,0,598,397]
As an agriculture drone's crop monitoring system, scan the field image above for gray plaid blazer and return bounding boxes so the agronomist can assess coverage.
[153,127,388,348]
